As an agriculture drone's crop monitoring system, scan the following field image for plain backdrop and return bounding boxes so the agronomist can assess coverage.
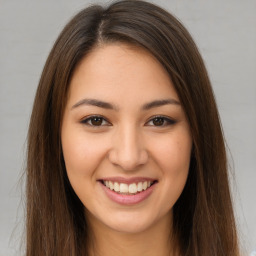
[0,0,255,255]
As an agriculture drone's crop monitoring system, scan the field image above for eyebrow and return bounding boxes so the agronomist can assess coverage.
[142,99,180,110]
[71,98,117,110]
[71,98,180,110]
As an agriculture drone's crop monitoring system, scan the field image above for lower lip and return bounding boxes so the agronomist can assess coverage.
[100,182,156,205]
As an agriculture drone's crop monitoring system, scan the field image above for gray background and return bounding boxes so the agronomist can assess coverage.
[0,0,255,255]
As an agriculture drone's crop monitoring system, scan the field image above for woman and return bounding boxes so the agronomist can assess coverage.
[26,0,240,255]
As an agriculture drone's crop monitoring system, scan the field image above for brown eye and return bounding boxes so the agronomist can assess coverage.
[146,116,176,127]
[81,116,110,127]
[152,117,164,126]
[91,117,103,126]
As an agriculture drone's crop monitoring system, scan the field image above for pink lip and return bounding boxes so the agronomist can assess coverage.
[99,181,157,205]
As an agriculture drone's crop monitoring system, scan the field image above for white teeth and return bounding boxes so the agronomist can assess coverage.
[103,180,154,194]
[109,181,114,190]
[137,182,143,192]
[142,181,147,190]
[119,183,129,193]
[114,182,120,192]
[129,183,137,193]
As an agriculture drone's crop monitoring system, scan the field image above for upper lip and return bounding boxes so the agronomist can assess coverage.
[98,176,157,184]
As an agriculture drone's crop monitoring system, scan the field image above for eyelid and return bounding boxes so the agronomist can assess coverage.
[80,115,176,127]
[80,115,112,127]
[145,115,176,126]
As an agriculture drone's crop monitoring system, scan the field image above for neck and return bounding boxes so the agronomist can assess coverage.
[87,212,179,256]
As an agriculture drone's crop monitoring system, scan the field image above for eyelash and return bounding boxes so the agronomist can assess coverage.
[80,115,111,127]
[80,115,176,127]
[146,115,176,126]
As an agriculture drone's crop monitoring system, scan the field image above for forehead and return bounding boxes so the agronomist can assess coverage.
[67,43,179,108]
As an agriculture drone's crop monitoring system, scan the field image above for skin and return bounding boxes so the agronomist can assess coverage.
[61,43,192,256]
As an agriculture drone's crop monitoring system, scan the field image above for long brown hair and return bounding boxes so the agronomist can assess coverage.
[26,0,240,255]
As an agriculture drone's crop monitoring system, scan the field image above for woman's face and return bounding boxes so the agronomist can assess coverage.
[61,43,192,234]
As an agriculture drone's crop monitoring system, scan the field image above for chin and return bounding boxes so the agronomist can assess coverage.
[100,210,165,235]
[106,219,153,234]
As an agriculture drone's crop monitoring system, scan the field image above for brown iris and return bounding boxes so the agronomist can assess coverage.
[91,117,103,126]
[152,117,164,126]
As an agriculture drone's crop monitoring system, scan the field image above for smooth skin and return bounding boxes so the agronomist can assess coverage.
[61,43,192,256]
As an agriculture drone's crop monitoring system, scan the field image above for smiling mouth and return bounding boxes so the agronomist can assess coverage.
[100,180,157,195]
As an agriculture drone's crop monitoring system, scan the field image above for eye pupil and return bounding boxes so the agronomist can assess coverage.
[91,117,103,126]
[153,117,164,126]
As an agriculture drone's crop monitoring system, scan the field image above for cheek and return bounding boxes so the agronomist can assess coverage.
[152,132,192,174]
[61,131,110,206]
[150,132,192,210]
[151,129,191,188]
[61,131,107,179]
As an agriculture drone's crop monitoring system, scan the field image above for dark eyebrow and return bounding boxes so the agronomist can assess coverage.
[71,98,180,110]
[71,99,118,110]
[141,99,180,110]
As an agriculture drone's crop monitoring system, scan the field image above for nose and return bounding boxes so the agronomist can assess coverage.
[108,125,148,171]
